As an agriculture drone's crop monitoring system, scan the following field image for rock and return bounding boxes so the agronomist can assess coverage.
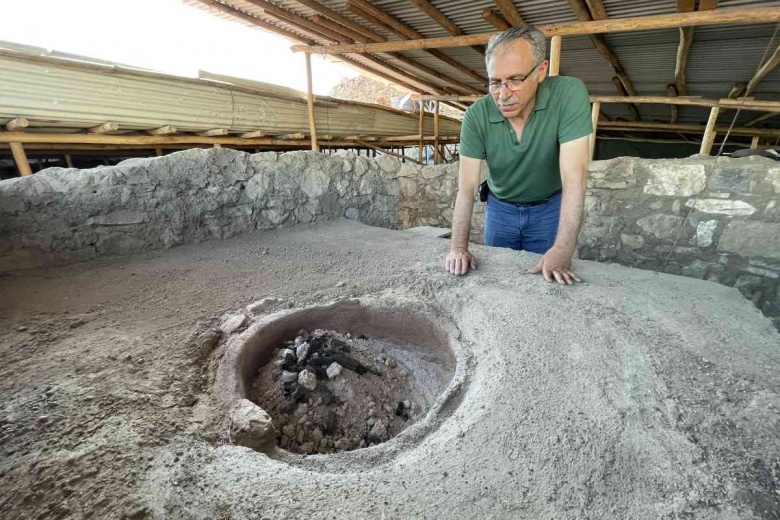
[300,441,315,454]
[643,163,706,197]
[298,370,317,391]
[336,281,346,288]
[636,214,685,241]
[279,347,295,362]
[282,424,296,438]
[685,199,756,216]
[219,314,247,335]
[311,428,324,444]
[326,362,343,379]
[195,329,221,357]
[385,357,397,368]
[281,370,298,383]
[16,326,26,332]
[620,233,645,250]
[368,421,388,443]
[719,221,780,260]
[296,341,311,362]
[246,298,279,314]
[229,399,276,450]
[695,220,718,248]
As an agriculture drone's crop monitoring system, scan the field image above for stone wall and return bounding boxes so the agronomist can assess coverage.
[1,148,778,326]
[0,149,403,271]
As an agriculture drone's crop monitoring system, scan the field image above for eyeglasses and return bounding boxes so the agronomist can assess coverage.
[487,61,543,92]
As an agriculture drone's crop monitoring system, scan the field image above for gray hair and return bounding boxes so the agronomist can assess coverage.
[485,25,547,69]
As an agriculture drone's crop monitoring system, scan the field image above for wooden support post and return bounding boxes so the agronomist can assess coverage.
[700,106,720,155]
[590,101,600,161]
[418,103,425,164]
[10,142,32,176]
[433,101,441,164]
[155,147,163,156]
[64,154,74,168]
[550,35,562,76]
[305,53,320,153]
[750,136,760,149]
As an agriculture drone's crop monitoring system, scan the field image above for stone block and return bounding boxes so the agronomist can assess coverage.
[636,214,685,240]
[588,158,635,190]
[681,259,716,279]
[719,221,780,260]
[685,199,756,216]
[620,234,645,250]
[764,167,780,194]
[300,165,330,199]
[695,220,718,248]
[643,164,706,197]
[229,398,276,451]
[376,155,400,174]
[708,168,750,192]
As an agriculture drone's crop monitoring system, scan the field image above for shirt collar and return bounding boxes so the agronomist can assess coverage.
[487,78,551,124]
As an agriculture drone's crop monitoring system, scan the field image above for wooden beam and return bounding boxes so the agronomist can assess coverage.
[5,118,29,132]
[699,0,718,10]
[567,0,638,100]
[700,106,720,155]
[596,121,780,138]
[293,0,386,42]
[493,0,525,27]
[590,101,600,160]
[549,35,562,76]
[305,53,320,153]
[482,8,511,31]
[612,76,641,121]
[745,43,780,96]
[406,0,486,55]
[727,82,747,99]
[356,140,423,165]
[198,128,229,137]
[750,136,760,149]
[278,132,306,140]
[292,7,780,53]
[418,104,425,164]
[666,84,679,124]
[311,14,370,43]
[347,0,488,84]
[584,0,608,20]
[244,0,353,43]
[147,126,176,135]
[675,27,694,95]
[744,112,779,127]
[433,100,441,164]
[10,142,32,176]
[88,122,119,134]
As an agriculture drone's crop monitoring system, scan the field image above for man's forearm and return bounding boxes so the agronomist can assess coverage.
[553,176,586,254]
[450,189,476,251]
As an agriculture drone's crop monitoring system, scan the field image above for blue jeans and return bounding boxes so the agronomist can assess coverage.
[483,191,562,254]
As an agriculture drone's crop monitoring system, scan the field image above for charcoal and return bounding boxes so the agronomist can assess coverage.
[309,355,334,366]
[292,385,308,402]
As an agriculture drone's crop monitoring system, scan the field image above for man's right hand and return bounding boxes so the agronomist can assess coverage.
[445,248,478,276]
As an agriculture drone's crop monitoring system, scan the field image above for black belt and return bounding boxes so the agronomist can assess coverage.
[494,188,562,208]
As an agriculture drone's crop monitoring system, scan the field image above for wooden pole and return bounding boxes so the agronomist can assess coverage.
[10,142,32,176]
[418,103,425,164]
[64,154,74,168]
[292,7,780,54]
[590,101,600,161]
[700,106,720,155]
[750,136,760,149]
[549,35,562,76]
[304,53,320,153]
[357,141,424,165]
[433,101,441,164]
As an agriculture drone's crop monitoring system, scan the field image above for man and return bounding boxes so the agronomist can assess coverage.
[444,25,592,285]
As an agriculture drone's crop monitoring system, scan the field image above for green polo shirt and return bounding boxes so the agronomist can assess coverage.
[460,76,592,203]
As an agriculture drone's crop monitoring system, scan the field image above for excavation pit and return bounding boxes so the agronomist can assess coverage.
[214,298,462,458]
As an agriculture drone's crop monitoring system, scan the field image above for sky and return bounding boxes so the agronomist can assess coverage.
[0,0,359,95]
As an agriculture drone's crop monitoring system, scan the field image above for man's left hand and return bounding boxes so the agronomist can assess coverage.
[529,246,582,285]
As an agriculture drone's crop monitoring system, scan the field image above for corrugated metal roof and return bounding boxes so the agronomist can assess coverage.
[0,46,461,137]
[193,0,780,131]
